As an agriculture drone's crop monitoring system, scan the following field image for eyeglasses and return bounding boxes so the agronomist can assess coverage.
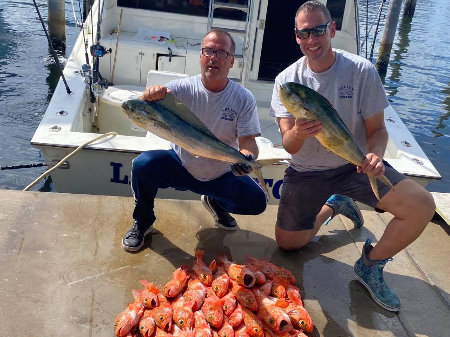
[295,22,330,40]
[201,47,234,60]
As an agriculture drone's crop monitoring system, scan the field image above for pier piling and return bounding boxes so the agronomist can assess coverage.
[375,0,402,77]
[403,0,417,19]
[47,0,66,51]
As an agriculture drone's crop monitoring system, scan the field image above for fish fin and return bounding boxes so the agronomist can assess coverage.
[154,93,220,140]
[209,259,217,271]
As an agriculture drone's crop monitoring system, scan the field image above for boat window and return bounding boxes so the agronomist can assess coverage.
[117,0,247,21]
[326,0,345,30]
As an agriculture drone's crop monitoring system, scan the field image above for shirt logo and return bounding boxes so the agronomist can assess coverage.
[338,85,354,99]
[220,107,237,121]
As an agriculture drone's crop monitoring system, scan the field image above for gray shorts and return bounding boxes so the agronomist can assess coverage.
[276,163,406,231]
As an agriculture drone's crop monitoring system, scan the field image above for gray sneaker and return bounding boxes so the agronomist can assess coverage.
[201,195,238,231]
[325,194,364,228]
[354,239,401,312]
[122,220,153,252]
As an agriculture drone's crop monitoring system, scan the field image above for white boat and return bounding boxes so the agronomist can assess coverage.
[31,0,441,204]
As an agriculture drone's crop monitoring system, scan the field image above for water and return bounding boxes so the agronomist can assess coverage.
[0,0,449,192]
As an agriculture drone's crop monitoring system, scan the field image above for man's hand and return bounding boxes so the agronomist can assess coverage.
[357,153,385,178]
[139,85,170,102]
[292,118,322,139]
[231,154,254,176]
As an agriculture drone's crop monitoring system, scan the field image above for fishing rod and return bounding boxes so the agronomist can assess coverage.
[32,0,72,94]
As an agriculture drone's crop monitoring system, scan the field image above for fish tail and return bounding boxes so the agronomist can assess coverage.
[368,174,394,201]
[253,164,269,200]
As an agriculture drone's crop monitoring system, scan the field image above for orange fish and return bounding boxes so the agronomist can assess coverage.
[253,288,292,333]
[183,288,206,311]
[229,279,258,312]
[217,255,256,288]
[133,287,159,309]
[139,310,156,337]
[164,266,189,298]
[221,291,237,316]
[271,282,287,299]
[194,310,212,337]
[172,296,195,331]
[139,279,161,308]
[242,307,265,337]
[228,303,244,328]
[201,292,224,329]
[285,304,313,334]
[218,317,235,337]
[246,257,274,280]
[234,324,251,337]
[286,285,303,307]
[114,300,145,337]
[193,249,216,286]
[211,264,231,298]
[151,290,173,332]
[245,263,267,285]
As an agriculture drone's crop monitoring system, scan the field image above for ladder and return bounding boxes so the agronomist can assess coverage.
[207,0,254,83]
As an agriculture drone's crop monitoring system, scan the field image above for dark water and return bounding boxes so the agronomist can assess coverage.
[0,0,449,192]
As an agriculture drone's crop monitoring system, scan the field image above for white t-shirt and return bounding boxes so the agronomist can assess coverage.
[166,75,261,181]
[270,49,389,172]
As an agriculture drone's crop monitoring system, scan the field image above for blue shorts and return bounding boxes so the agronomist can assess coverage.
[276,163,406,231]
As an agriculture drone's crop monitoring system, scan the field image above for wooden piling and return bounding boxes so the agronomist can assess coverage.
[403,0,417,19]
[375,0,402,77]
[47,0,66,50]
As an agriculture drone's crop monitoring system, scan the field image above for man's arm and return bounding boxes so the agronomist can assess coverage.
[277,117,322,154]
[238,135,259,158]
[358,110,388,177]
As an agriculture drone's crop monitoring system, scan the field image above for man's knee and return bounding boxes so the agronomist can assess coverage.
[275,226,311,250]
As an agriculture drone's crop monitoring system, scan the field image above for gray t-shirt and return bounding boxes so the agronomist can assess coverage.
[270,49,389,172]
[166,75,261,181]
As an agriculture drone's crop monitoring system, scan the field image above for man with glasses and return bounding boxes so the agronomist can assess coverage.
[270,1,434,312]
[122,28,266,252]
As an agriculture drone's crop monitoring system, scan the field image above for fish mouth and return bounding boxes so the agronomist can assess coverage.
[279,319,291,332]
[243,274,255,287]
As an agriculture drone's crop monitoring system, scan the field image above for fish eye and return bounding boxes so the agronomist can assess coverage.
[236,276,241,280]
[140,325,145,330]
[253,328,260,333]
[178,319,184,326]
[299,320,305,326]
[214,285,220,292]
[246,298,252,303]
[208,314,214,320]
[268,318,274,325]
[113,322,118,327]
[223,304,229,310]
[159,315,165,321]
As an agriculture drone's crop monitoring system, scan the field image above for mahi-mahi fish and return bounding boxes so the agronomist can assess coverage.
[122,93,281,197]
[278,82,393,200]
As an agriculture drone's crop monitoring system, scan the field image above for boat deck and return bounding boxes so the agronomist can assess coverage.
[1,189,449,336]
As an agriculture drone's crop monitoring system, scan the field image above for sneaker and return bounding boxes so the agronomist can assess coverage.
[354,239,401,312]
[201,195,238,231]
[324,194,364,228]
[122,220,153,252]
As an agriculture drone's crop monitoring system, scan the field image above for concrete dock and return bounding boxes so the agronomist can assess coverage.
[0,189,449,336]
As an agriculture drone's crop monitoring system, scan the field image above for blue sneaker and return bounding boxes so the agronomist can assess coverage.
[354,239,401,312]
[324,194,363,228]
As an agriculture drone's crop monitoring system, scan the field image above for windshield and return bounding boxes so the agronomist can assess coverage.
[117,0,247,21]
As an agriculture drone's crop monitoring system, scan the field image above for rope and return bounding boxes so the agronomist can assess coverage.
[1,163,47,170]
[23,132,117,191]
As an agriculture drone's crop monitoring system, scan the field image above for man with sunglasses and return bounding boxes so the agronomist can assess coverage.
[122,28,266,252]
[270,1,434,312]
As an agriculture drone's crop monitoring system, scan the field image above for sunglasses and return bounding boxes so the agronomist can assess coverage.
[295,22,330,40]
[201,47,234,60]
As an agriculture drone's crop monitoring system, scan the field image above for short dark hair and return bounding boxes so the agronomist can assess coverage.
[202,28,236,55]
[295,1,331,29]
